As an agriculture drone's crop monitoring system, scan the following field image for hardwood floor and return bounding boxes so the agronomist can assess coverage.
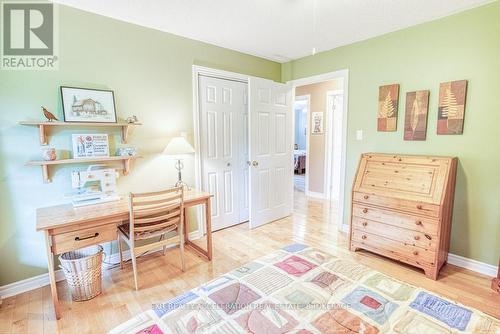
[0,190,498,333]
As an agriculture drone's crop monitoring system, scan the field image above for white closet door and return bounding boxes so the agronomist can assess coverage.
[248,77,293,229]
[199,76,248,231]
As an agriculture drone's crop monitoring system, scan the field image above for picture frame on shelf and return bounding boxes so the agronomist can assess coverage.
[61,86,117,123]
[72,134,110,159]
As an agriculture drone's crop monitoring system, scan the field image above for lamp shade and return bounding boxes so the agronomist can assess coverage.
[163,136,195,156]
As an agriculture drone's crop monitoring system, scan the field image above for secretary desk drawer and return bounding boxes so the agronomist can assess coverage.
[352,217,436,250]
[351,229,436,266]
[51,224,117,255]
[352,204,439,235]
[353,192,440,218]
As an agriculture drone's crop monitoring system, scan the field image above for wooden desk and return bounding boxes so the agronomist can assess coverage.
[36,189,213,320]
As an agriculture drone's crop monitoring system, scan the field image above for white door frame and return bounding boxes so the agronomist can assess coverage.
[325,89,344,202]
[287,69,349,231]
[294,94,310,194]
[192,65,252,236]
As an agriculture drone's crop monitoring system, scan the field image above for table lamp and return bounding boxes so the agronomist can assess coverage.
[163,136,195,188]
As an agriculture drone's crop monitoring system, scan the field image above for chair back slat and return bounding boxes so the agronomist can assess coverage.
[128,187,184,238]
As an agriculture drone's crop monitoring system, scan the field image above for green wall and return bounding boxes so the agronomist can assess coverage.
[0,5,280,286]
[282,1,500,266]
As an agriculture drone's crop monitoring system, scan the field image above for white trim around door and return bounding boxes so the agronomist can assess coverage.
[288,69,349,231]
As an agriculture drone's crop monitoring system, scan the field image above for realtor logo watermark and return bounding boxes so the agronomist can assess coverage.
[1,1,59,70]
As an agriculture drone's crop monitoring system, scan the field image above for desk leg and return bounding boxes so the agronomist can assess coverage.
[44,231,61,320]
[183,199,213,261]
[205,197,212,260]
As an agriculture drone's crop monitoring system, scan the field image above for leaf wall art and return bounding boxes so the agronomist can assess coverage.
[377,84,400,132]
[438,80,468,134]
[404,90,430,141]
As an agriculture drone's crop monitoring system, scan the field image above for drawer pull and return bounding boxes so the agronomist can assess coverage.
[415,221,423,226]
[363,195,369,200]
[414,235,420,240]
[417,204,423,210]
[362,208,368,213]
[362,221,368,227]
[361,235,367,240]
[413,250,419,256]
[75,232,99,241]
[425,234,432,240]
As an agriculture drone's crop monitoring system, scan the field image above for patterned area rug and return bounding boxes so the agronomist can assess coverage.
[110,244,499,333]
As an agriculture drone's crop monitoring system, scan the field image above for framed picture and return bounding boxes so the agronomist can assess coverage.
[311,112,324,134]
[437,80,468,135]
[404,90,430,141]
[72,134,110,159]
[378,84,400,131]
[61,86,117,123]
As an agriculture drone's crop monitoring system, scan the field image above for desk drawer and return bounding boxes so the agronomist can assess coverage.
[52,224,117,254]
[351,229,436,267]
[352,204,439,235]
[352,217,437,250]
[353,192,440,218]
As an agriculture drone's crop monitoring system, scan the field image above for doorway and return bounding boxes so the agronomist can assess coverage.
[293,96,308,192]
[289,70,349,231]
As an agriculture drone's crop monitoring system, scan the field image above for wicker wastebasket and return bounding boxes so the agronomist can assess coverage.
[59,245,104,301]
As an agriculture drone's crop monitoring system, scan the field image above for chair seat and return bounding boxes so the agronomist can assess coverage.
[118,221,179,240]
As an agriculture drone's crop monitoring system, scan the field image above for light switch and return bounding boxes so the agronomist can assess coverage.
[356,130,363,141]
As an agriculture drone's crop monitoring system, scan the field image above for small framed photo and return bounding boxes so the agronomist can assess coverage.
[72,134,110,159]
[311,111,324,134]
[61,86,117,123]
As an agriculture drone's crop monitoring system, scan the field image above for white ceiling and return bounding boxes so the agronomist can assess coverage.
[53,0,493,62]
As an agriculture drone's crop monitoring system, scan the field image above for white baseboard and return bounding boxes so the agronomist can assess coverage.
[306,190,327,199]
[0,230,201,300]
[1,229,497,299]
[447,253,498,277]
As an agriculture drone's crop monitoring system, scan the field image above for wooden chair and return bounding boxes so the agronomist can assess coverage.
[118,187,185,290]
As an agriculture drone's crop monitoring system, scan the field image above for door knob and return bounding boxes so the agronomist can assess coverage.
[226,162,231,167]
[252,161,259,167]
[247,161,251,166]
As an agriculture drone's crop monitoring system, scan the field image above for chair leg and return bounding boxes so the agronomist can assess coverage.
[179,224,186,272]
[131,248,139,290]
[118,235,124,270]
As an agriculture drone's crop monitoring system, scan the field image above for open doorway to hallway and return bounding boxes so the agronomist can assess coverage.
[291,70,349,231]
[293,97,308,192]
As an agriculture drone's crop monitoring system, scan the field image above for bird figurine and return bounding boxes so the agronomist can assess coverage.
[42,106,58,122]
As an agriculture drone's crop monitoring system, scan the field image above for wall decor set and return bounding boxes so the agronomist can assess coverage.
[377,80,468,140]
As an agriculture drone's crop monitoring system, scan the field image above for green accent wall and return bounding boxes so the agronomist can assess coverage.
[282,1,500,266]
[0,5,280,286]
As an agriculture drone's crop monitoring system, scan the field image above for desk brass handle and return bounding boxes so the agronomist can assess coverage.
[417,204,423,210]
[361,235,367,240]
[362,208,368,214]
[363,195,369,200]
[413,250,419,256]
[414,235,420,240]
[75,232,99,241]
[362,221,368,227]
[415,221,423,226]
[425,234,432,240]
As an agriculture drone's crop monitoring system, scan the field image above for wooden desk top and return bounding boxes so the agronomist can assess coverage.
[36,189,212,231]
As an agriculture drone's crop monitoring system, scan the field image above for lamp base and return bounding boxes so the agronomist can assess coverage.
[174,180,191,190]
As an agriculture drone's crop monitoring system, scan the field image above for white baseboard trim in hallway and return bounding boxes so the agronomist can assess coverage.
[340,223,498,277]
[0,230,201,300]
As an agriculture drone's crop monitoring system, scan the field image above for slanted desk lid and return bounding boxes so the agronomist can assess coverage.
[353,153,454,205]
